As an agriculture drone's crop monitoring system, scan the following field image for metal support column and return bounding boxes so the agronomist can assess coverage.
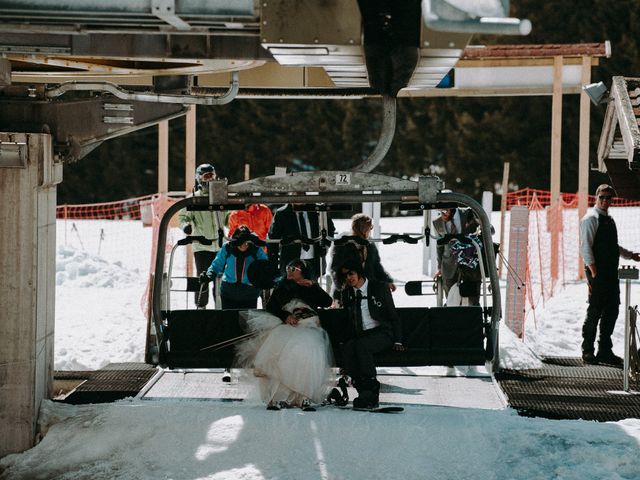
[620,266,639,392]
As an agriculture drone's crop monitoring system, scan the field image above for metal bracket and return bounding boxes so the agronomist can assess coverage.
[619,266,640,280]
[0,140,27,168]
[208,179,229,204]
[151,0,191,31]
[418,176,443,204]
[0,58,10,86]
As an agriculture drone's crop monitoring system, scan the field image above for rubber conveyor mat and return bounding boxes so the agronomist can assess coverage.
[55,363,157,405]
[496,357,640,422]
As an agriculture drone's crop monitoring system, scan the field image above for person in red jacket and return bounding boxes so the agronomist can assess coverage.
[228,204,273,241]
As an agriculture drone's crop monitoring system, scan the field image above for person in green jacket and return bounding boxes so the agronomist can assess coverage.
[178,163,224,308]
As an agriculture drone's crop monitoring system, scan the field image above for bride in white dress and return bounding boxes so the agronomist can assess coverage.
[237,259,334,408]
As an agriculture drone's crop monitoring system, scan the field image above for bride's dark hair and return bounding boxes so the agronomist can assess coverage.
[286,259,310,279]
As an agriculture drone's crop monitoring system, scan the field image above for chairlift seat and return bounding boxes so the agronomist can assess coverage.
[159,305,487,369]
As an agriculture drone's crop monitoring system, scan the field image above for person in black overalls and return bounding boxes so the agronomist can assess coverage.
[579,184,640,366]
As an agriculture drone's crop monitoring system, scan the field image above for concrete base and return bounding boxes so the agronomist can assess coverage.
[0,133,61,456]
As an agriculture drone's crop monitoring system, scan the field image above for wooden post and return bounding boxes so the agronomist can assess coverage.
[505,206,530,338]
[550,55,563,281]
[185,106,196,277]
[185,106,196,193]
[158,120,169,194]
[244,163,250,181]
[577,55,592,279]
[499,162,510,278]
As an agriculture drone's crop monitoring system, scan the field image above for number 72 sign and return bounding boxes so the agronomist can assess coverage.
[335,173,351,185]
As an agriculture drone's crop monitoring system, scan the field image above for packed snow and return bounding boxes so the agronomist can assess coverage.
[1,215,640,480]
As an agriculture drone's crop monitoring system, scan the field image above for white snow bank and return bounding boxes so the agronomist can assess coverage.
[56,245,141,288]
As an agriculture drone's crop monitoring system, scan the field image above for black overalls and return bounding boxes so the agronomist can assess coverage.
[582,214,620,355]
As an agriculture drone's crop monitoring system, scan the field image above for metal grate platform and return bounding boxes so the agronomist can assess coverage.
[55,363,157,404]
[141,367,506,410]
[496,357,640,422]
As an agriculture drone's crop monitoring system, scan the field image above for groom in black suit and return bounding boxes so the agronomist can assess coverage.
[337,259,404,409]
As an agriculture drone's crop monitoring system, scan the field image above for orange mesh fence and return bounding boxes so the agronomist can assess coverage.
[56,195,153,220]
[505,189,640,328]
[506,188,640,209]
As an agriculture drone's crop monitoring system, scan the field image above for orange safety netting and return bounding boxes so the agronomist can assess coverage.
[56,195,154,220]
[506,188,640,209]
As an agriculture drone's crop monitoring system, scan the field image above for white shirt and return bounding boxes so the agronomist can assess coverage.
[580,205,634,266]
[580,206,606,267]
[356,278,380,331]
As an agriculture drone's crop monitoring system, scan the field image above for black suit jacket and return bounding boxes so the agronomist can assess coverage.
[266,279,333,322]
[340,279,402,343]
[267,204,335,276]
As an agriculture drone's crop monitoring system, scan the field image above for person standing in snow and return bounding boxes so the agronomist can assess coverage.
[336,258,404,409]
[432,207,480,305]
[580,184,640,366]
[267,204,335,281]
[227,204,273,242]
[179,163,224,309]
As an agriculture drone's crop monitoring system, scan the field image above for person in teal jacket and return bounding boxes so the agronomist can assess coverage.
[205,225,268,309]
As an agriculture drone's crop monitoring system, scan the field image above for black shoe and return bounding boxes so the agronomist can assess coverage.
[582,352,597,365]
[326,388,348,406]
[352,378,380,409]
[353,390,379,410]
[596,351,623,367]
[301,399,316,411]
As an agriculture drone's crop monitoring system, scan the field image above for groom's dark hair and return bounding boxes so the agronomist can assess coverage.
[339,258,364,277]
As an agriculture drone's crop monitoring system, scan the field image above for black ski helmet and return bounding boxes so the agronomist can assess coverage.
[195,163,216,190]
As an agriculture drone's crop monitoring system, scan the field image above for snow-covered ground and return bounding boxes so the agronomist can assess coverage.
[1,215,640,479]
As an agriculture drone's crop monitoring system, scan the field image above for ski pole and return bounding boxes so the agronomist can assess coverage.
[199,331,258,352]
[498,252,525,287]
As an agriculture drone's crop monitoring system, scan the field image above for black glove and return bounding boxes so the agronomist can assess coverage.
[183,224,193,235]
[199,272,210,284]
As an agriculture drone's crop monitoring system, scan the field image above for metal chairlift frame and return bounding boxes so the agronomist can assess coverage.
[150,171,502,370]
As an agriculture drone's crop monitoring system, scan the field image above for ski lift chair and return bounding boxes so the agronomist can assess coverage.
[148,173,501,372]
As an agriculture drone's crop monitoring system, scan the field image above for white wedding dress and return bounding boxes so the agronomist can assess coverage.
[236,299,334,406]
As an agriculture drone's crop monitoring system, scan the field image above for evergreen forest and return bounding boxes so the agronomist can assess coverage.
[58,0,640,205]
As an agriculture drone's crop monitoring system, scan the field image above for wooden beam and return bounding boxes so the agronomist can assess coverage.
[550,55,563,281]
[611,76,640,165]
[596,100,618,166]
[577,56,591,279]
[185,106,196,277]
[185,106,196,193]
[157,120,168,194]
